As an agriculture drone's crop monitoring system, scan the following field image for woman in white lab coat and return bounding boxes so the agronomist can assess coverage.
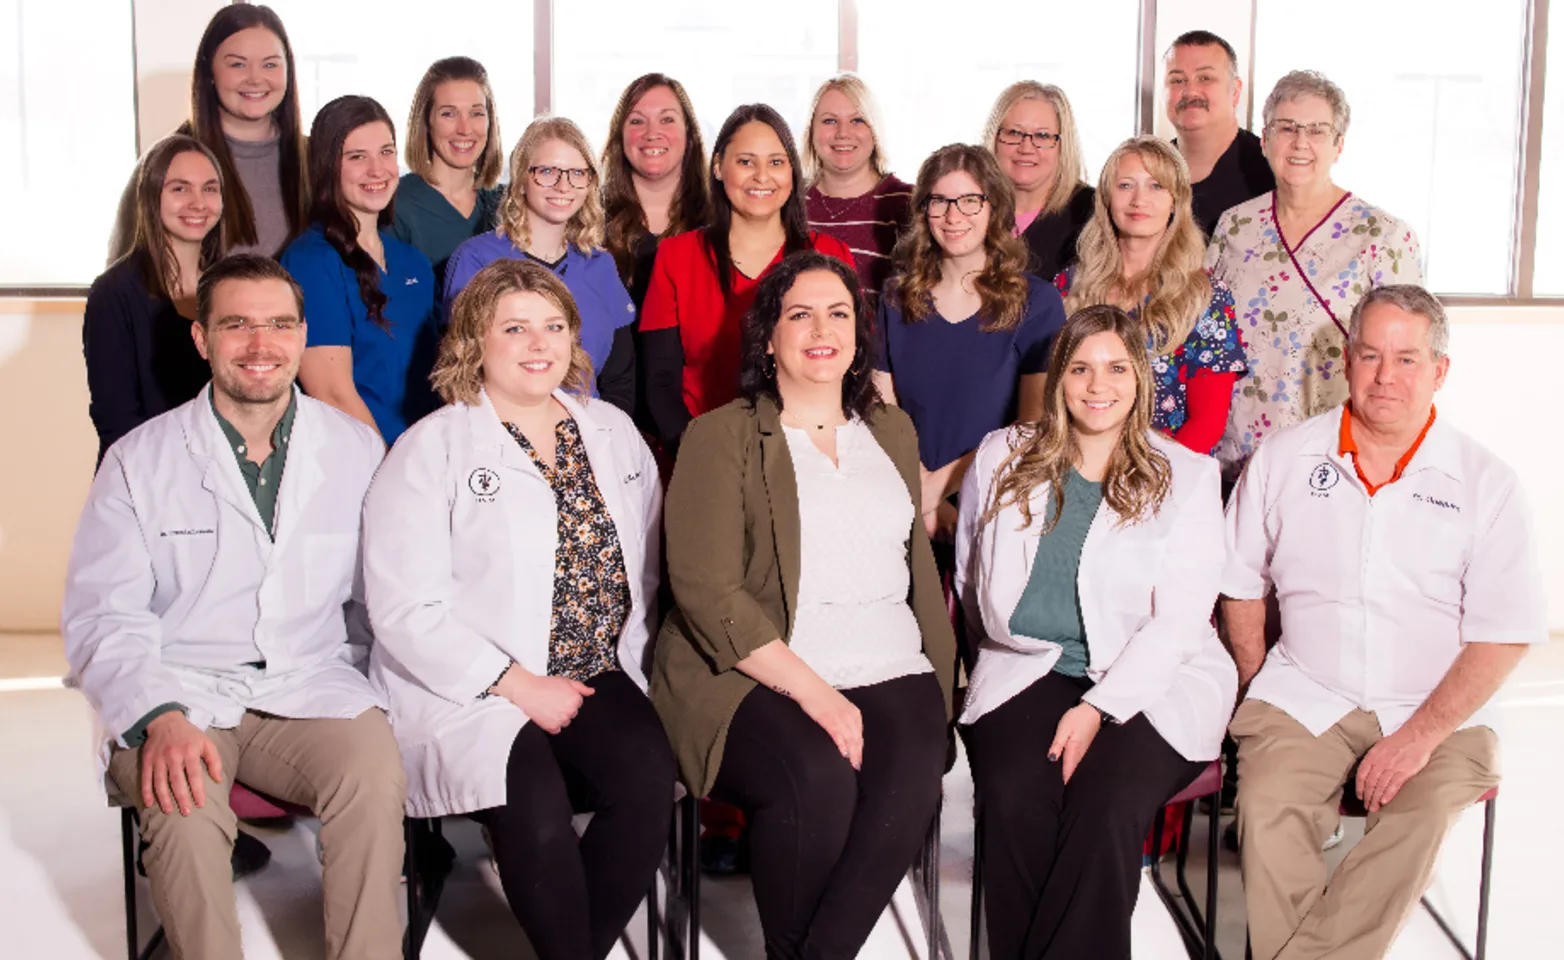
[364,258,673,960]
[954,303,1236,960]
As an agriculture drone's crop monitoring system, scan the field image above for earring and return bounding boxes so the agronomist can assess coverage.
[848,346,867,375]
[764,354,776,377]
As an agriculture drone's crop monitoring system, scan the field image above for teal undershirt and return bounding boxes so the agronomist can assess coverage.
[1007,468,1104,678]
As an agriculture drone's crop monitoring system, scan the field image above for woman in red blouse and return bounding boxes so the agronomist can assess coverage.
[639,103,853,450]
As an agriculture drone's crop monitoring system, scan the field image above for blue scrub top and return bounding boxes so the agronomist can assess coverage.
[442,231,636,393]
[875,273,1065,470]
[281,224,440,443]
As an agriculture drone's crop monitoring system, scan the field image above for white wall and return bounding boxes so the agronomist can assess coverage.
[134,0,227,152]
[1151,0,1256,139]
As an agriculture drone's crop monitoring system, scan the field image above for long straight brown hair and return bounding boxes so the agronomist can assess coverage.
[126,135,227,302]
[305,96,397,330]
[983,304,1172,532]
[186,4,308,252]
[600,74,711,284]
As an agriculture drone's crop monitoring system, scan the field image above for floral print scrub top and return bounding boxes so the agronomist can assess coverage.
[505,418,630,682]
[1205,191,1423,476]
[1055,267,1248,455]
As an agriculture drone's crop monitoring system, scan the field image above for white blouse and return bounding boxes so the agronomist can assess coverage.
[783,421,934,690]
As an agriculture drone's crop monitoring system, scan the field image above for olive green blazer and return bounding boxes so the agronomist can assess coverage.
[648,395,957,797]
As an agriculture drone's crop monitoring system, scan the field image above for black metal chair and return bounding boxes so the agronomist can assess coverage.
[971,759,1225,960]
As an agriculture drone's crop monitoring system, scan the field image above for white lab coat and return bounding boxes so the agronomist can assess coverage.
[365,389,662,818]
[62,386,388,780]
[955,427,1237,761]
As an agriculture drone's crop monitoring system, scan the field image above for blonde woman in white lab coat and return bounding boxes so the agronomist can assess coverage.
[954,303,1237,960]
[364,258,672,960]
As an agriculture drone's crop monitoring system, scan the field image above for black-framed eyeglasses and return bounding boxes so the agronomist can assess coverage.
[924,193,988,217]
[1266,119,1338,144]
[528,165,592,189]
[995,128,1061,150]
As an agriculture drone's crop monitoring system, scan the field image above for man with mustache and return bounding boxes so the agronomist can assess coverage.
[62,254,407,960]
[1165,30,1275,238]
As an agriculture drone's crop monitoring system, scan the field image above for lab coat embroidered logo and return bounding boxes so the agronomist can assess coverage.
[469,467,501,499]
[1309,461,1341,493]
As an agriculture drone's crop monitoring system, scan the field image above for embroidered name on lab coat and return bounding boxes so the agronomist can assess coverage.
[160,528,216,537]
[1413,493,1461,513]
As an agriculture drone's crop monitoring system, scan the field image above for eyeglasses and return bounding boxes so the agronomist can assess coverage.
[209,317,302,335]
[528,165,592,189]
[995,128,1061,150]
[924,193,988,217]
[1267,119,1338,144]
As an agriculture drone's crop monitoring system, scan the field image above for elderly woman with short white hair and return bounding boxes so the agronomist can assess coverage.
[1205,69,1424,479]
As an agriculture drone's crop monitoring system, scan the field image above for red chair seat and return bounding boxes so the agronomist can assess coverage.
[230,782,310,819]
[1166,760,1224,807]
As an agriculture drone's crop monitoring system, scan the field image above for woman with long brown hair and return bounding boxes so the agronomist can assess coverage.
[874,144,1065,539]
[393,56,505,289]
[86,135,225,461]
[281,96,440,443]
[1057,136,1246,455]
[600,73,711,307]
[955,304,1236,960]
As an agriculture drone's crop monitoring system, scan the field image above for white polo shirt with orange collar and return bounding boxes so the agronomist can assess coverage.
[1222,405,1547,737]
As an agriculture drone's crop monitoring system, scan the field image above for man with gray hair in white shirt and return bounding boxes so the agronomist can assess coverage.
[1221,284,1546,960]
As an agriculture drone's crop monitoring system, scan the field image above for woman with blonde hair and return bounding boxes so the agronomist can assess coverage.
[803,74,913,307]
[875,144,1065,540]
[1057,135,1246,455]
[367,259,672,960]
[983,82,1095,282]
[445,117,637,414]
[955,303,1236,959]
[600,73,711,307]
[393,56,505,289]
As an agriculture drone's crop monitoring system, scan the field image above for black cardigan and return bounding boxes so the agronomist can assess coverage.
[1020,184,1097,284]
[83,256,211,463]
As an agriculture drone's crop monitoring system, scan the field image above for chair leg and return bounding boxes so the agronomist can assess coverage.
[686,797,701,960]
[1205,792,1220,960]
[1475,797,1496,960]
[922,798,942,960]
[122,809,138,960]
[969,804,984,960]
[646,877,660,960]
[1174,802,1206,938]
[403,819,419,960]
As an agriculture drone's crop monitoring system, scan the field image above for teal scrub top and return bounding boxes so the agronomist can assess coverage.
[1007,468,1104,677]
[391,173,503,292]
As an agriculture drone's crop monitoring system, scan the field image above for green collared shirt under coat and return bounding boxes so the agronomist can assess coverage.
[211,390,297,539]
[648,395,957,797]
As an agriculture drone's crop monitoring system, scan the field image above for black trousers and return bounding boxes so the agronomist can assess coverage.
[472,670,676,960]
[964,671,1203,960]
[711,672,947,960]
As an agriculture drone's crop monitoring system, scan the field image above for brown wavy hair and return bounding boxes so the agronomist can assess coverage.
[1066,136,1210,354]
[404,56,503,190]
[889,144,1030,330]
[187,4,307,252]
[982,304,1172,532]
[126,135,227,302]
[496,117,606,254]
[601,74,711,283]
[305,95,397,330]
[432,258,594,406]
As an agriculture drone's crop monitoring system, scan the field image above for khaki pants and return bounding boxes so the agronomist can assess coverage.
[109,709,407,960]
[1231,699,1498,960]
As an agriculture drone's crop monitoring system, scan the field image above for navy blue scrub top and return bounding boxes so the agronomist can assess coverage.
[281,224,441,443]
[875,273,1065,469]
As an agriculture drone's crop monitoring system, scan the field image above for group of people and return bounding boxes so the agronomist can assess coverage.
[62,5,1547,960]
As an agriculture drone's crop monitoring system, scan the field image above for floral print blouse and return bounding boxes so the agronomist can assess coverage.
[505,418,629,682]
[1054,267,1248,455]
[1205,191,1423,476]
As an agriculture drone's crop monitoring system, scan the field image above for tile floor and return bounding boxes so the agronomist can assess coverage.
[3,632,1561,959]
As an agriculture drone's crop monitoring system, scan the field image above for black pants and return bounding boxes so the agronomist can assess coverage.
[964,671,1203,960]
[711,672,947,960]
[472,670,676,960]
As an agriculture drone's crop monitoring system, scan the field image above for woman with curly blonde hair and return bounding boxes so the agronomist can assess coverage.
[1057,136,1246,455]
[444,117,638,414]
[875,144,1066,539]
[368,258,672,960]
[955,303,1236,960]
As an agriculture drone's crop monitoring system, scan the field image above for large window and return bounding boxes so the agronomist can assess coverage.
[266,2,533,171]
[1535,9,1564,296]
[0,0,136,286]
[856,0,1141,187]
[553,0,838,162]
[1252,1,1531,296]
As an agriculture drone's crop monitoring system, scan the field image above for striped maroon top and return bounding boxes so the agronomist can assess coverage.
[806,174,913,306]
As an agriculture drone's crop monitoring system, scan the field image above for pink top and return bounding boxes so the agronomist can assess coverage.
[1013,207,1042,236]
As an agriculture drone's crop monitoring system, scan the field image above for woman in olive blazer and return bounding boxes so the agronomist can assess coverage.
[650,251,955,960]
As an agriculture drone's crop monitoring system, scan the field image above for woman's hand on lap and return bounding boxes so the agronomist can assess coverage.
[1049,702,1103,785]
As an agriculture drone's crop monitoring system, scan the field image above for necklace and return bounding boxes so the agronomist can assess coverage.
[782,410,836,431]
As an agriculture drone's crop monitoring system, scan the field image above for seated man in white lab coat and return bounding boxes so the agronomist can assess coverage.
[1221,284,1547,960]
[62,254,407,960]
